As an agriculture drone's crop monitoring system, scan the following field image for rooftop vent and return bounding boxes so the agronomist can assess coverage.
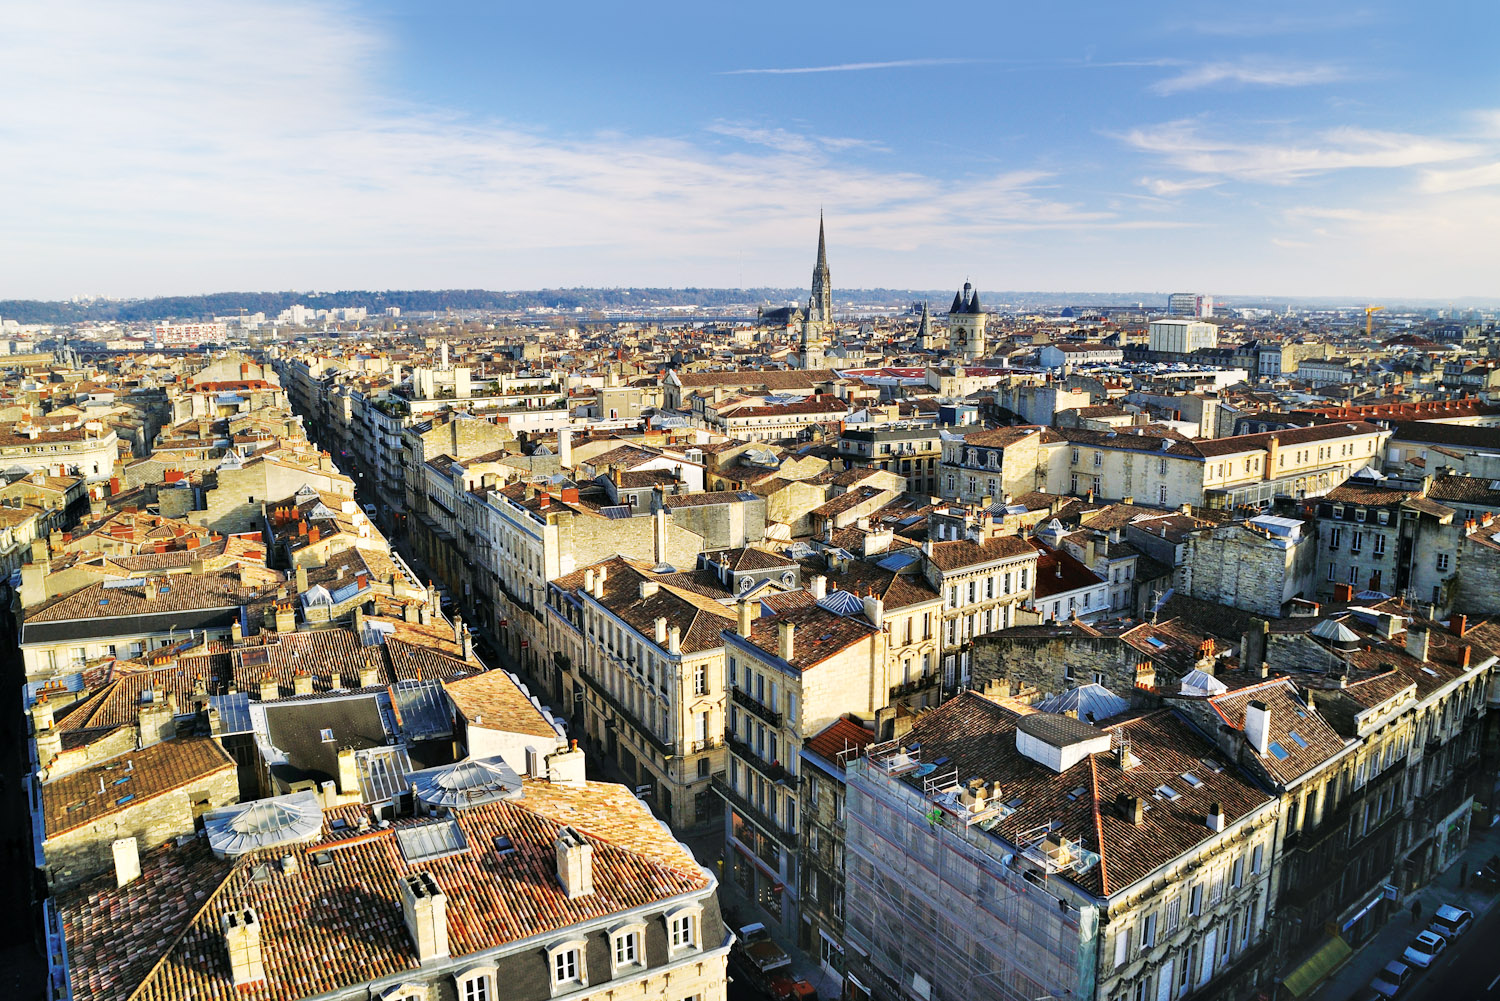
[1014,713,1112,773]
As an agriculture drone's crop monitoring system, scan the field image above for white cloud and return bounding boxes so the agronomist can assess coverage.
[0,1,1154,298]
[1138,176,1223,196]
[719,58,978,76]
[1421,162,1500,193]
[1149,60,1347,96]
[1117,120,1475,184]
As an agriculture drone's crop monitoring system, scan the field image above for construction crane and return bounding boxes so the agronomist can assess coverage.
[1364,304,1385,338]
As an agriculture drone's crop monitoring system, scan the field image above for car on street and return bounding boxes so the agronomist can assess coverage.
[1402,929,1447,968]
[1428,903,1472,941]
[1369,959,1411,999]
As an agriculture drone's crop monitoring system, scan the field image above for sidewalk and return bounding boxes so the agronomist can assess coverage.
[1310,809,1500,1001]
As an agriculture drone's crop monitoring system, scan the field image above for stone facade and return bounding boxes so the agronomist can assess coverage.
[1179,520,1316,617]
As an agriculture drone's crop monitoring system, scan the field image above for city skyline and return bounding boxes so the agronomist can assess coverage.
[5,0,1499,300]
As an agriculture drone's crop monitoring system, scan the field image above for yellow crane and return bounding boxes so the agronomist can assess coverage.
[1364,304,1385,338]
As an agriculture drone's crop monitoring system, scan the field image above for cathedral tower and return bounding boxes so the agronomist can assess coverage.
[801,214,832,369]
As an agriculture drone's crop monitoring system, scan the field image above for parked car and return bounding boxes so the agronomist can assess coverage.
[1428,903,1473,940]
[1402,929,1447,968]
[1369,960,1411,999]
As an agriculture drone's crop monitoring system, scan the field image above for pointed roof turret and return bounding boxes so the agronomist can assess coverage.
[816,211,828,271]
[949,290,964,313]
[918,301,931,337]
[967,288,984,314]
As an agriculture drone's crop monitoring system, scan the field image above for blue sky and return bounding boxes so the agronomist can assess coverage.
[4,1,1499,300]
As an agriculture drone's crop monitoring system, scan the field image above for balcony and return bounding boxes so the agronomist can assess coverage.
[731,686,782,727]
[711,773,792,849]
[575,671,674,757]
[727,733,800,788]
[889,673,941,700]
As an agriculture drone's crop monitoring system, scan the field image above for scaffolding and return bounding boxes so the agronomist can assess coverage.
[844,752,1099,1001]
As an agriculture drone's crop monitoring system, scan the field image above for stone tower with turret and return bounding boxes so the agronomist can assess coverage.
[947,282,987,361]
[801,215,832,370]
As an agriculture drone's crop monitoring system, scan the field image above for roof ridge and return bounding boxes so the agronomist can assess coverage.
[124,850,239,1001]
[1088,754,1109,896]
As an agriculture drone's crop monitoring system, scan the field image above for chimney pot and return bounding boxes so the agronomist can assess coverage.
[399,872,449,963]
[555,826,594,899]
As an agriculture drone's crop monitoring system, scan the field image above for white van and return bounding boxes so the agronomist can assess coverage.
[1428,903,1472,940]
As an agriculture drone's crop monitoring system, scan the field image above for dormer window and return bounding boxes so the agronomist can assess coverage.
[665,904,702,955]
[609,920,648,977]
[545,940,588,995]
[455,965,498,1001]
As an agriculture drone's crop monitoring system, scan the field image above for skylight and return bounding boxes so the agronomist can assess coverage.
[1288,731,1308,749]
[1155,785,1181,801]
[1180,773,1202,788]
[319,728,335,743]
[1267,742,1290,760]
[396,817,469,863]
[1146,636,1167,649]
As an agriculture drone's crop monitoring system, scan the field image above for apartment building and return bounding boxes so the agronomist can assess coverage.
[48,760,730,1001]
[544,556,734,828]
[718,599,886,943]
[921,508,1040,691]
[1313,476,1457,604]
[1178,515,1318,617]
[941,425,1061,504]
[0,423,118,483]
[842,693,1277,1001]
[838,424,943,495]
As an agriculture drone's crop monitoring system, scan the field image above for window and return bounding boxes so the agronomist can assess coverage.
[1231,856,1243,888]
[1189,883,1203,916]
[1373,534,1386,555]
[1251,844,1264,874]
[1327,562,1337,582]
[1328,527,1342,550]
[1437,553,1450,572]
[458,967,498,1001]
[694,664,706,696]
[666,906,699,953]
[552,948,581,987]
[1141,912,1157,949]
[610,923,647,976]
[1350,531,1362,554]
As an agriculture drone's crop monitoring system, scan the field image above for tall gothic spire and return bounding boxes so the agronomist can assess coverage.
[816,211,827,271]
[807,213,832,326]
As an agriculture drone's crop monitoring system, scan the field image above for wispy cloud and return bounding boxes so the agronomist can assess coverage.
[720,58,978,76]
[0,2,1141,297]
[1421,162,1500,193]
[1137,176,1222,196]
[707,121,888,155]
[1149,59,1347,95]
[1117,120,1474,184]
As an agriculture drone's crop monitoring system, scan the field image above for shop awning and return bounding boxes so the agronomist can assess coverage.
[1282,936,1352,997]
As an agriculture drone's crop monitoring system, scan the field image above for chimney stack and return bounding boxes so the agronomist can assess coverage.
[1206,803,1226,833]
[113,836,142,887]
[258,676,279,702]
[654,616,668,644]
[737,599,754,638]
[777,621,796,662]
[295,565,308,593]
[1406,627,1429,663]
[667,625,681,656]
[292,670,314,696]
[811,575,828,600]
[555,826,595,899]
[399,873,450,964]
[221,909,267,988]
[337,747,359,796]
[1244,700,1271,755]
[546,740,587,787]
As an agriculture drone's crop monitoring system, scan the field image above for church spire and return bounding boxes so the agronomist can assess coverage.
[816,211,827,271]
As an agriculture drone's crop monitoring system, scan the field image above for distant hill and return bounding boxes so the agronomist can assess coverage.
[2,288,1490,324]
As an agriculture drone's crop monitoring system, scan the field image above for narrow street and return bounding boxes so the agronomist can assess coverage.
[1,597,47,998]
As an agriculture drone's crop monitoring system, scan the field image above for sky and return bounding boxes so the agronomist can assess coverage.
[3,1,1499,301]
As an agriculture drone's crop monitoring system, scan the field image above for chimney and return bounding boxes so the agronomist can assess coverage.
[1116,793,1146,825]
[137,692,174,747]
[30,695,55,735]
[1451,614,1468,637]
[399,872,450,963]
[559,427,573,469]
[1244,700,1271,755]
[583,569,595,595]
[737,599,754,638]
[811,575,828,600]
[258,676,279,702]
[463,628,474,663]
[221,909,267,988]
[1206,802,1226,833]
[555,826,595,899]
[1406,627,1429,663]
[639,580,660,599]
[358,660,381,687]
[231,619,243,643]
[274,600,295,633]
[295,565,308,592]
[452,614,464,648]
[546,740,586,787]
[862,595,884,630]
[777,621,796,662]
[292,670,314,696]
[337,747,359,795]
[36,724,62,771]
[654,616,668,644]
[112,836,142,887]
[1115,739,1137,771]
[667,625,681,655]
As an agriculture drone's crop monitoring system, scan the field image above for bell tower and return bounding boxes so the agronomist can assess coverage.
[948,282,987,361]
